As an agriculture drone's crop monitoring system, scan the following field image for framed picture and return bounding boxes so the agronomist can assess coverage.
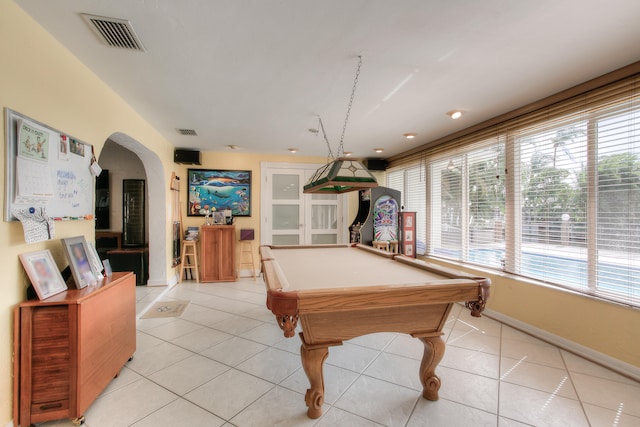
[212,211,225,224]
[102,259,113,278]
[19,250,67,300]
[61,236,100,288]
[187,169,251,217]
[405,245,413,256]
[86,242,104,279]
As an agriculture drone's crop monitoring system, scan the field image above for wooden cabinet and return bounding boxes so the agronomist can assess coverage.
[13,272,136,426]
[200,225,236,282]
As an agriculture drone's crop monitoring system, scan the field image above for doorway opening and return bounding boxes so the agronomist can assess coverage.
[95,133,168,286]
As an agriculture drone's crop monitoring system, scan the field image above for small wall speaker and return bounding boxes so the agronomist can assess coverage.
[364,158,388,171]
[174,149,201,165]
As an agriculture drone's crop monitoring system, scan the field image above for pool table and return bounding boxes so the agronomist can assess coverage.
[259,244,490,419]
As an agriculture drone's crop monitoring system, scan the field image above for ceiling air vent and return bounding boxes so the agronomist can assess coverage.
[81,14,146,51]
[176,129,198,136]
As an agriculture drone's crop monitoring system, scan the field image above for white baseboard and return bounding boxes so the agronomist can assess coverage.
[145,272,178,287]
[237,268,259,279]
[485,308,640,382]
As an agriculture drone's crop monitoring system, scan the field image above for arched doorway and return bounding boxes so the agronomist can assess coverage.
[97,132,168,286]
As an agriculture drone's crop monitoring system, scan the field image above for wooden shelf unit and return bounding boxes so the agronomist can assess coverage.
[200,225,236,282]
[13,272,136,426]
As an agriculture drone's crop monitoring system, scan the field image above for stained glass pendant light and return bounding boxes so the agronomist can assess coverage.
[304,156,378,194]
[303,56,378,194]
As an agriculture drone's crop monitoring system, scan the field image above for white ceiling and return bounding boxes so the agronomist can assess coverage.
[15,0,640,159]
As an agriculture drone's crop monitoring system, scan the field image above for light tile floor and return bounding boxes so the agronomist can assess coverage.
[36,277,640,427]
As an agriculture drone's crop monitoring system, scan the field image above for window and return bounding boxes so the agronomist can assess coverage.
[513,105,640,304]
[386,165,427,255]
[429,143,505,269]
[387,74,640,307]
[515,120,590,288]
[593,108,640,302]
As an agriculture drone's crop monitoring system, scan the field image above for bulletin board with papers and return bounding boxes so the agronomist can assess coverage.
[4,108,95,223]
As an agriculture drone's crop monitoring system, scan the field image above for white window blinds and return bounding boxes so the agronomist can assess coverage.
[429,143,505,268]
[512,88,640,304]
[387,71,640,307]
[514,118,590,288]
[593,102,640,302]
[406,165,427,255]
[386,166,427,255]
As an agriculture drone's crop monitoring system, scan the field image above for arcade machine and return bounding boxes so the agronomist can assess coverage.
[349,186,401,247]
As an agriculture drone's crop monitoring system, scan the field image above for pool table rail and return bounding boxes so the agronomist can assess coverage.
[260,244,491,326]
[393,254,491,316]
[261,259,300,337]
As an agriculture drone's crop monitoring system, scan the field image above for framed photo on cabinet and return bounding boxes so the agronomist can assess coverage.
[86,242,104,278]
[61,236,100,288]
[212,211,226,224]
[19,249,67,300]
[187,169,251,217]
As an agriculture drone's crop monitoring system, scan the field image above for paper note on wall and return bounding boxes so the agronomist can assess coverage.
[12,207,55,244]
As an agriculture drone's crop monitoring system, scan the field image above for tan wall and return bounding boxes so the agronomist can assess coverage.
[491,275,639,367]
[426,259,640,369]
[172,152,352,269]
[0,1,175,424]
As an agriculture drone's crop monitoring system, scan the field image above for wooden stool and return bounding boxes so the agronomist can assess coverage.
[179,240,199,283]
[389,240,399,253]
[238,240,256,280]
[372,240,389,251]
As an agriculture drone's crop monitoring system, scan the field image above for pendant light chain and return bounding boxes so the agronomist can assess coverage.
[304,55,378,194]
[336,55,363,158]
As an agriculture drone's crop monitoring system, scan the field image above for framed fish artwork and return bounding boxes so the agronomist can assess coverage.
[187,169,251,217]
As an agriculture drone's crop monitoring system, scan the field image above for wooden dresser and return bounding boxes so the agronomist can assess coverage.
[200,225,236,282]
[13,272,136,426]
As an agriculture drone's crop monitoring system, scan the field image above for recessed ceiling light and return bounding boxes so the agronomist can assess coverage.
[288,148,298,153]
[344,151,353,157]
[447,110,463,119]
[374,148,384,153]
[403,133,417,139]
[227,144,239,150]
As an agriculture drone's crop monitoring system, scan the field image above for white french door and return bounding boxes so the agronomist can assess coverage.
[262,163,346,245]
[268,169,304,245]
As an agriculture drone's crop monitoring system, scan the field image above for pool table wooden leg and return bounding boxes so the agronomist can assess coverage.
[417,334,445,400]
[300,343,329,419]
